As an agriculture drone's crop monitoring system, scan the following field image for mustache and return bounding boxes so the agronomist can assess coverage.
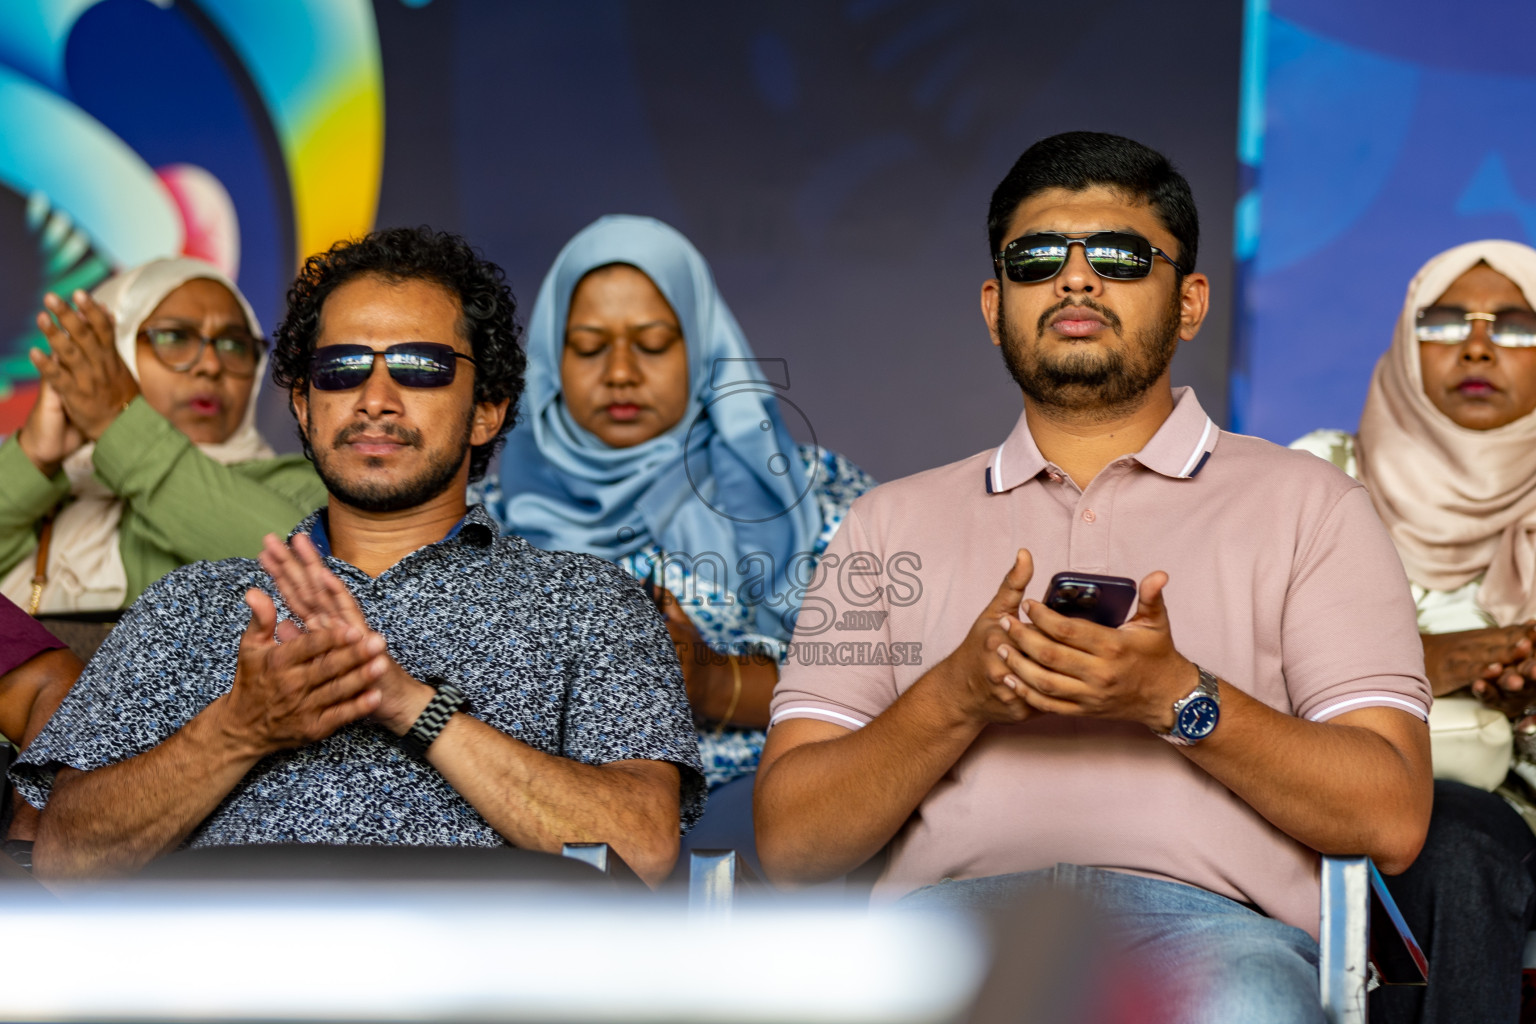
[331,421,423,449]
[1035,297,1123,337]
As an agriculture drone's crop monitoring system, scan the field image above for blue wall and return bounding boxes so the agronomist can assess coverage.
[1234,0,1536,444]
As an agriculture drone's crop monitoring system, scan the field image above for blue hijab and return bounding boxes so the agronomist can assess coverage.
[498,215,820,642]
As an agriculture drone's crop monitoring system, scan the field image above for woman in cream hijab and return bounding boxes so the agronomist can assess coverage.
[1293,240,1536,1024]
[0,257,326,614]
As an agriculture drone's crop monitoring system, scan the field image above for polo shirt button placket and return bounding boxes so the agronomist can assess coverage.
[1082,509,1096,523]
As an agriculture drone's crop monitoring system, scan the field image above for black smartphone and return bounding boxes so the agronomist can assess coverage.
[1042,572,1138,627]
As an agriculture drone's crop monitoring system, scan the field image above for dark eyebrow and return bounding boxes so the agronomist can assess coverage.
[566,319,680,335]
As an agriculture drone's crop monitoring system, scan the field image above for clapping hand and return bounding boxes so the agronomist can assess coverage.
[16,379,86,478]
[221,588,386,755]
[258,533,434,735]
[28,291,139,442]
[936,548,1037,726]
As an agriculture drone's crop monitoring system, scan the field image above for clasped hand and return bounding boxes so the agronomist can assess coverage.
[945,549,1196,732]
[1424,623,1536,716]
[222,534,434,756]
[18,292,140,476]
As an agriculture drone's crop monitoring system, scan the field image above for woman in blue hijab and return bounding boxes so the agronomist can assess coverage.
[485,215,873,846]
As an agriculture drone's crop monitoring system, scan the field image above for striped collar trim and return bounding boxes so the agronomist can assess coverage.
[984,387,1220,494]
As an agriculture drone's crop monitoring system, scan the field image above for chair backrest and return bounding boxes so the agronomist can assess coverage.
[35,614,119,663]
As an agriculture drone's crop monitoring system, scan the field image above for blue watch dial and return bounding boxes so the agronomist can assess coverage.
[1176,695,1220,740]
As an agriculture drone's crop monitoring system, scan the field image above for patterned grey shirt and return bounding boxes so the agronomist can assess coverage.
[10,504,705,846]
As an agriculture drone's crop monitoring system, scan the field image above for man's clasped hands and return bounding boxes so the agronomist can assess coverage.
[221,534,438,759]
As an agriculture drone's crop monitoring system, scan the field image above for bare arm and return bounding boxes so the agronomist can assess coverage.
[403,692,682,885]
[37,702,270,877]
[33,592,387,879]
[755,551,1036,886]
[3,646,84,842]
[1179,692,1429,871]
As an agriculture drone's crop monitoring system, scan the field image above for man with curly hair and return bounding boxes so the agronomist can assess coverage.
[12,228,704,884]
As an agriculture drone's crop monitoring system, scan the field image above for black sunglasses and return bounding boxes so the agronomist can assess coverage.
[994,231,1187,283]
[309,342,477,391]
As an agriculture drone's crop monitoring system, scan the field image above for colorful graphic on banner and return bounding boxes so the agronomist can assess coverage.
[0,0,383,434]
[1234,0,1536,444]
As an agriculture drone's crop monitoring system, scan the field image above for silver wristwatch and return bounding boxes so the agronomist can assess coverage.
[1160,665,1221,746]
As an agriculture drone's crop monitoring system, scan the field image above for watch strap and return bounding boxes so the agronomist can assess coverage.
[1161,664,1221,746]
[399,678,470,759]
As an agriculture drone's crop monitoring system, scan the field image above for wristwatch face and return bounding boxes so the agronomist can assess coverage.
[1176,695,1220,740]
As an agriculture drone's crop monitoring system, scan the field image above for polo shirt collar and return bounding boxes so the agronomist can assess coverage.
[984,387,1220,494]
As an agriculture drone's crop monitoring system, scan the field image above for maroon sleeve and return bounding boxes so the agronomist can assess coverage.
[0,593,66,677]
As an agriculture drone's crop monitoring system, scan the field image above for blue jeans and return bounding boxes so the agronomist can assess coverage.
[900,864,1323,1024]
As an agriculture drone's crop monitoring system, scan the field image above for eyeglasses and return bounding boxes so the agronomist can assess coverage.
[309,342,477,391]
[994,231,1187,283]
[1415,306,1536,348]
[139,327,265,377]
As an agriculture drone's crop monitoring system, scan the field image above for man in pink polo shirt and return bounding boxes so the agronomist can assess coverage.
[756,132,1433,1023]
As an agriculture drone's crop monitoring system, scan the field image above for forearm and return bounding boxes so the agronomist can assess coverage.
[33,696,262,879]
[19,649,83,748]
[94,403,318,561]
[426,713,683,885]
[1182,684,1431,873]
[693,652,777,729]
[756,666,985,887]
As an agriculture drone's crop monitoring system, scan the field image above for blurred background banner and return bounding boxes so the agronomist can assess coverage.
[0,0,383,437]
[0,0,1241,481]
[1232,0,1536,444]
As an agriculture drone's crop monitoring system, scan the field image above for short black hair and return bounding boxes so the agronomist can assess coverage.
[271,226,525,482]
[987,131,1199,274]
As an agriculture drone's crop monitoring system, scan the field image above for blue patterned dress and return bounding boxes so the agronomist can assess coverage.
[474,443,874,788]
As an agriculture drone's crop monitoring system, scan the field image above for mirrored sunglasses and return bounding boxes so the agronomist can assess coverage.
[309,342,477,391]
[1415,306,1536,349]
[994,231,1187,284]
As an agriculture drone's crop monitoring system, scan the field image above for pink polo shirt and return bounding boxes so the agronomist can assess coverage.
[770,388,1429,937]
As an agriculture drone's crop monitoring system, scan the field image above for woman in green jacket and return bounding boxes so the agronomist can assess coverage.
[0,257,326,613]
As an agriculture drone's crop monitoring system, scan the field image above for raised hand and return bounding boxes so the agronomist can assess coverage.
[216,588,387,756]
[1005,570,1196,730]
[29,290,139,441]
[935,548,1036,726]
[257,532,434,736]
[15,379,86,477]
[259,532,369,632]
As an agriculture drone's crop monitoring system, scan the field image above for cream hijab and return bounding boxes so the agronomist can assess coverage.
[1356,240,1536,626]
[1,257,273,613]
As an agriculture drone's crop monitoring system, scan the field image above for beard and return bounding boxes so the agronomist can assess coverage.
[997,289,1182,420]
[310,414,473,513]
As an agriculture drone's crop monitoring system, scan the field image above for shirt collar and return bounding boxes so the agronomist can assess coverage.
[985,386,1220,494]
[289,504,498,559]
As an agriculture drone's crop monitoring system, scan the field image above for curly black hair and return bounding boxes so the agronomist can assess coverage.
[270,226,525,483]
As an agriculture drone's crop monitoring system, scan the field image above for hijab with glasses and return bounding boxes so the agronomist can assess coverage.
[1356,239,1536,627]
[497,215,821,642]
[0,257,273,614]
